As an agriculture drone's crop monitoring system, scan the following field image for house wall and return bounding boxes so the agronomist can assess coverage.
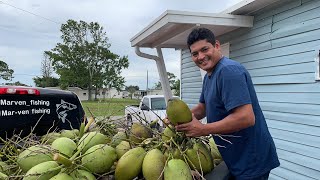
[181,0,320,179]
[48,87,125,101]
[105,88,123,99]
[180,50,203,107]
[147,89,164,95]
[76,90,88,101]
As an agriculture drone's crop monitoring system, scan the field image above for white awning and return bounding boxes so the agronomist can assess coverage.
[130,10,254,49]
[222,0,282,15]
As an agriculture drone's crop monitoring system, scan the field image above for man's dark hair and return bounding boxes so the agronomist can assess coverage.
[187,28,216,49]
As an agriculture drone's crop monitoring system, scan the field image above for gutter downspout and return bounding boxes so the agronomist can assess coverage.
[135,46,173,104]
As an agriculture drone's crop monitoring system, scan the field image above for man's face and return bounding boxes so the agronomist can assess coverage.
[190,39,221,74]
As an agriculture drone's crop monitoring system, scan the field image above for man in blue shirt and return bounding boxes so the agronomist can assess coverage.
[175,28,280,179]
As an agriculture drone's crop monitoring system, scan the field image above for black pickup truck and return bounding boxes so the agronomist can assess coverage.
[0,86,85,139]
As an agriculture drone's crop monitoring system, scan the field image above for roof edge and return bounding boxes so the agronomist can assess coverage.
[130,10,254,47]
[222,0,256,14]
[221,0,283,15]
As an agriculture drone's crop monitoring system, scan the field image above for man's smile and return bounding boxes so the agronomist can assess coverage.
[198,56,210,65]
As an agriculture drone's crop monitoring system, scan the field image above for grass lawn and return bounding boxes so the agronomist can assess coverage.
[81,98,140,117]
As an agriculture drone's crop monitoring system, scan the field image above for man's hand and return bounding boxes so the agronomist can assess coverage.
[163,117,170,125]
[175,113,207,137]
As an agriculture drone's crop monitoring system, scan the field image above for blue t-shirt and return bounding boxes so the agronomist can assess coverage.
[200,57,280,179]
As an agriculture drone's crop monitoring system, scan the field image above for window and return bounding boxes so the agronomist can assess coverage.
[142,97,150,108]
[151,98,166,110]
[316,49,320,81]
[83,93,87,96]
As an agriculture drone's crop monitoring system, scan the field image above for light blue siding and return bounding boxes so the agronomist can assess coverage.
[181,49,202,108]
[180,0,320,178]
[260,102,320,116]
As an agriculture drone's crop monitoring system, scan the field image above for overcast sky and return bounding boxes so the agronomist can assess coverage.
[0,0,241,90]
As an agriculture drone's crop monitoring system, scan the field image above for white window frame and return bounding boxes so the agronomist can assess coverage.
[315,49,320,81]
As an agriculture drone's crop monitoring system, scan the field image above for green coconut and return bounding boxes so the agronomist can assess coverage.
[142,149,165,180]
[41,132,61,144]
[70,169,95,180]
[161,125,176,141]
[129,123,152,143]
[60,129,79,140]
[164,159,192,180]
[0,161,10,175]
[0,172,8,179]
[17,145,53,172]
[77,131,109,153]
[51,137,77,157]
[173,148,184,160]
[49,173,73,180]
[186,141,214,174]
[164,148,183,161]
[110,131,127,147]
[166,99,192,125]
[115,147,146,180]
[81,144,117,174]
[23,161,60,180]
[115,141,131,159]
[209,138,222,160]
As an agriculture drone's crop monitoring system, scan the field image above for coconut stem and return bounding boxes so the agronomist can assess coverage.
[171,137,204,178]
[182,153,206,180]
[84,117,95,133]
[70,148,82,161]
[54,153,72,167]
[170,138,184,155]
[79,123,86,138]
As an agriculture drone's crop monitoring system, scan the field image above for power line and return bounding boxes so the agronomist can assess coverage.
[0,0,61,25]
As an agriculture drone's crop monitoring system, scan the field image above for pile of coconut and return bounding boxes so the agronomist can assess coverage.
[0,99,223,180]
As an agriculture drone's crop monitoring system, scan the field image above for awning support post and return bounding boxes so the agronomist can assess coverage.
[135,46,173,104]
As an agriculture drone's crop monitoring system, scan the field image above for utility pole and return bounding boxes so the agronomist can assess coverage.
[146,70,149,95]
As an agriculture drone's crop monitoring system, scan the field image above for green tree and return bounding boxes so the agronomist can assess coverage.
[33,77,59,87]
[125,85,139,99]
[33,54,60,87]
[154,81,161,90]
[0,60,14,81]
[153,72,180,96]
[45,19,129,100]
[172,79,180,96]
[5,81,29,86]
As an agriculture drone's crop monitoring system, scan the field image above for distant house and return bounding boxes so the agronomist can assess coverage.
[46,87,126,101]
[102,88,124,99]
[131,0,320,178]
[68,87,88,101]
[147,89,164,95]
[146,88,177,96]
[129,89,167,99]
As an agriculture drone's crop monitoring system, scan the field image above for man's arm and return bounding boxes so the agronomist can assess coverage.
[176,104,255,137]
[204,104,255,134]
[191,102,206,120]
